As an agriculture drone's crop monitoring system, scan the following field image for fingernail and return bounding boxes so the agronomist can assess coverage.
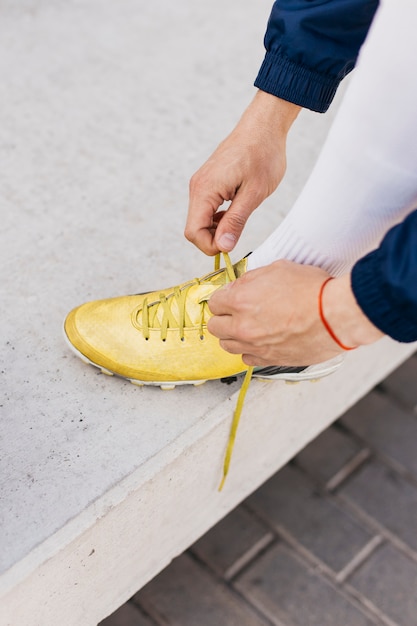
[218,233,236,251]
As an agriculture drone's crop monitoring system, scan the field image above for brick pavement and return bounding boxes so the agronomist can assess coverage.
[101,353,417,626]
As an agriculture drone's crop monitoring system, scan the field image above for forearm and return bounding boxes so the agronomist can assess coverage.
[322,274,384,349]
[252,0,417,277]
[351,210,417,343]
[239,90,301,138]
[322,207,417,348]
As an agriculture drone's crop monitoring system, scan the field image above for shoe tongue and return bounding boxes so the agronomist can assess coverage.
[233,256,248,278]
[145,282,215,329]
[197,283,222,304]
[197,284,219,302]
[201,256,248,285]
[196,256,248,302]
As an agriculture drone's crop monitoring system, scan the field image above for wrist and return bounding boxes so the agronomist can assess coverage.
[241,90,301,137]
[322,274,384,348]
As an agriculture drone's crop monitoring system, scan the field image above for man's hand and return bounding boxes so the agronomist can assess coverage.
[185,91,301,256]
[207,260,384,366]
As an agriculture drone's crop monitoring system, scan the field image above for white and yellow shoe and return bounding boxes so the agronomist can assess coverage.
[64,253,342,387]
[64,255,251,388]
[64,253,343,488]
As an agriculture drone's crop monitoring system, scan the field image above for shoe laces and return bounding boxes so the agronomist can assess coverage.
[136,253,237,341]
[216,254,254,491]
[135,252,254,491]
[140,283,210,341]
[218,355,253,491]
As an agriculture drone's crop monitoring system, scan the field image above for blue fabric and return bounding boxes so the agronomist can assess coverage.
[255,0,379,112]
[352,209,417,342]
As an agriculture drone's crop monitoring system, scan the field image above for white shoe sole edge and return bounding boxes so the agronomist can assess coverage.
[63,324,343,389]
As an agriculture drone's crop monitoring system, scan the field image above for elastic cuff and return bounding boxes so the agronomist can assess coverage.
[254,50,345,113]
[351,253,417,343]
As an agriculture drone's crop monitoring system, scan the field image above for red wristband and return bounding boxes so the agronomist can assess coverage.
[318,277,357,351]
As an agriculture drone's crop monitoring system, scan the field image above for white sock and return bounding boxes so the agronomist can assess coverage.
[248,0,417,276]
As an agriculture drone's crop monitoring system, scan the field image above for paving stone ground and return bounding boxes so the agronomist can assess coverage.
[101,353,417,626]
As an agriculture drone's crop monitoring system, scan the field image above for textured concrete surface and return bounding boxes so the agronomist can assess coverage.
[1,0,255,577]
[103,355,417,626]
[0,0,338,578]
[0,0,345,589]
[1,2,416,625]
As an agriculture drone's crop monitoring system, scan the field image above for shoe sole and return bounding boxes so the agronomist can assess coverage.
[63,328,212,389]
[63,326,342,389]
[252,357,343,382]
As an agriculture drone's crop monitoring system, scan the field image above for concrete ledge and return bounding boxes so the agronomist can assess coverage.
[1,340,415,625]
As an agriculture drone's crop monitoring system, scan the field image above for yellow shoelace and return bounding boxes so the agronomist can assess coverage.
[218,360,253,491]
[137,252,254,491]
[138,254,237,341]
[140,282,211,341]
[215,253,254,491]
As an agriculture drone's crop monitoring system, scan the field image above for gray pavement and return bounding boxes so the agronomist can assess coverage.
[101,353,417,626]
[0,0,341,584]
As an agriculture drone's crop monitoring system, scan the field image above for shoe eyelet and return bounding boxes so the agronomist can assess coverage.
[200,335,205,341]
[162,339,166,342]
[180,337,185,342]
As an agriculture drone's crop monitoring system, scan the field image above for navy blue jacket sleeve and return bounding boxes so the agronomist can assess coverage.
[255,0,379,112]
[351,209,417,343]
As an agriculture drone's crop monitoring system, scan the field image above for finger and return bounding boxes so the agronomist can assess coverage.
[185,173,226,255]
[207,283,234,316]
[207,312,234,339]
[218,337,276,364]
[184,226,219,256]
[242,353,270,366]
[194,211,227,252]
[219,339,246,355]
[212,210,227,226]
[214,185,263,252]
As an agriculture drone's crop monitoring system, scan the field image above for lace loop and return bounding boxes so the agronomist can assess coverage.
[223,251,237,282]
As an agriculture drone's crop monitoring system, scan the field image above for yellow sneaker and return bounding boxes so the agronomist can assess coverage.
[64,252,343,489]
[64,254,250,388]
[64,254,343,387]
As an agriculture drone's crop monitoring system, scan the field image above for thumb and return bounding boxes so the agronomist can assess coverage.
[214,188,258,252]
